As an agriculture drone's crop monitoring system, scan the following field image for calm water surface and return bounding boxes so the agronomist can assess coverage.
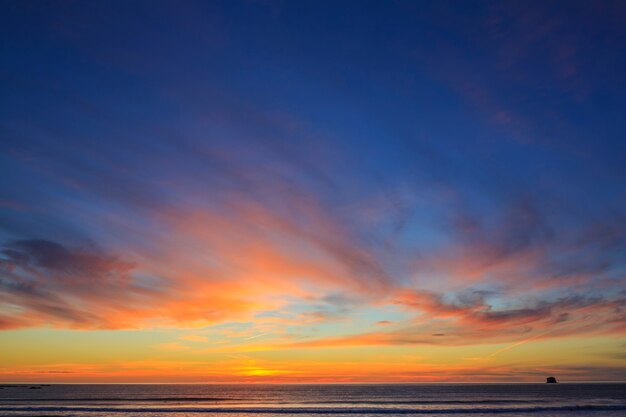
[1,383,625,416]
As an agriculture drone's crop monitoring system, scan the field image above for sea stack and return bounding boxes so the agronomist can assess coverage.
[546,376,557,383]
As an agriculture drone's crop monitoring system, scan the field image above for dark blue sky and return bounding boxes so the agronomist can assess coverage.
[1,1,625,376]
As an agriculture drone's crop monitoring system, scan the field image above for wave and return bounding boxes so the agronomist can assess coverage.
[0,397,228,402]
[0,398,547,404]
[2,404,626,414]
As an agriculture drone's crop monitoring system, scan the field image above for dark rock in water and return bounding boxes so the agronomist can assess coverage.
[546,376,557,383]
[29,386,42,389]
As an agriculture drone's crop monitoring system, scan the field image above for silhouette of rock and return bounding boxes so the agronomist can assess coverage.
[546,376,557,383]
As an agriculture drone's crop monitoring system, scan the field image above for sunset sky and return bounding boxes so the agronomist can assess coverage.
[1,0,626,383]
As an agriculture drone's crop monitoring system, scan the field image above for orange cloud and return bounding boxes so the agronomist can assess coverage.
[0,191,392,330]
[275,290,626,349]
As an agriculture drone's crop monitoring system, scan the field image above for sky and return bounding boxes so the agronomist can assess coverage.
[1,0,626,383]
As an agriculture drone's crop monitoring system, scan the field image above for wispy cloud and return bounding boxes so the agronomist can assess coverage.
[1,0,626,382]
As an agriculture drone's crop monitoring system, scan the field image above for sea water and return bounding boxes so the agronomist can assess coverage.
[1,383,625,416]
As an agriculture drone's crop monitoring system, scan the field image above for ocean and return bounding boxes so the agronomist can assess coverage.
[1,383,625,416]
